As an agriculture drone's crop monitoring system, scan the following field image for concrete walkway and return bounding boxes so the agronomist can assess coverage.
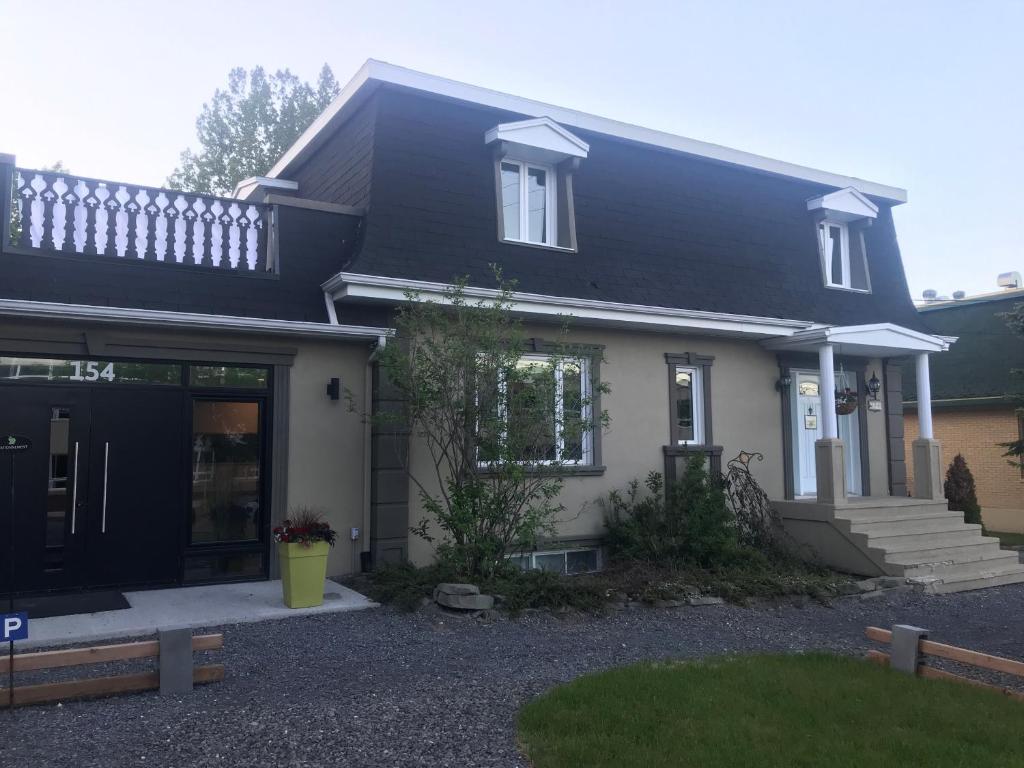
[17,579,377,649]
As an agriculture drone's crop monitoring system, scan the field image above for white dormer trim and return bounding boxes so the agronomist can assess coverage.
[484,117,590,161]
[806,186,879,223]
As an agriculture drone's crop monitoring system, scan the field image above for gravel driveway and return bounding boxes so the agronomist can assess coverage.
[3,584,1023,768]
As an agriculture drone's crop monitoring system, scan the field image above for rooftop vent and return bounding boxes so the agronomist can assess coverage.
[922,289,938,301]
[998,271,1022,290]
[952,290,966,300]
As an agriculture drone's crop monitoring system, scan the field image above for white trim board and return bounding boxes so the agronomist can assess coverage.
[761,322,952,355]
[269,59,907,204]
[323,271,816,339]
[0,299,392,343]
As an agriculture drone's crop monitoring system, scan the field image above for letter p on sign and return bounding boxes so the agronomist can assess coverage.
[1,612,28,642]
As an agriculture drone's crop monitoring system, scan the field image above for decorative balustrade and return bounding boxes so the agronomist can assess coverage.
[7,168,273,273]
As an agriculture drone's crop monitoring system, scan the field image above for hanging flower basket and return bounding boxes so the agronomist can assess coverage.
[835,388,859,415]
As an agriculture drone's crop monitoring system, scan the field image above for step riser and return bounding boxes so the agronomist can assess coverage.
[849,519,978,537]
[882,542,1005,566]
[869,530,987,550]
[838,502,952,517]
[925,570,1024,594]
[904,555,1024,579]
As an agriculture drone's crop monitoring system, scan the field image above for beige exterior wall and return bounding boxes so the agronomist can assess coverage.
[407,325,786,566]
[905,407,1024,532]
[864,357,891,497]
[285,339,373,577]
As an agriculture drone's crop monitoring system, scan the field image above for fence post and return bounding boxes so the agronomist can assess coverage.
[158,626,194,695]
[0,153,15,251]
[890,624,928,675]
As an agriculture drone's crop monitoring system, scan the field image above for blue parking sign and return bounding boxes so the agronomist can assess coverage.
[1,612,28,642]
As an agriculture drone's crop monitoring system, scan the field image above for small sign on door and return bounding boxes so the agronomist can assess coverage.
[804,414,818,430]
[1,612,28,642]
[0,435,31,452]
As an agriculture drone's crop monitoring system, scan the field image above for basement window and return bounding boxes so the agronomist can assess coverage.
[509,547,601,575]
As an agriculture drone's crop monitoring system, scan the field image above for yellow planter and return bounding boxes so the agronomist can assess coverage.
[278,541,330,608]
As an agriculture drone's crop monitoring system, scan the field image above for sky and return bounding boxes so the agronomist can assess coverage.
[1,1,1021,300]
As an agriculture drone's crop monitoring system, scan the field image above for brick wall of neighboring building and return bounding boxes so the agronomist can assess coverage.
[905,407,1024,530]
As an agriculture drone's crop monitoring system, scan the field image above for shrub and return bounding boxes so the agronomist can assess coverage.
[944,454,981,525]
[604,455,740,567]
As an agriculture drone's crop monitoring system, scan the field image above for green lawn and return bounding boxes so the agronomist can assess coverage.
[517,654,1024,768]
[992,530,1024,548]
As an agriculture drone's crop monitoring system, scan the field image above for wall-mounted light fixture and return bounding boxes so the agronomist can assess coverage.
[326,377,341,401]
[865,370,881,401]
[775,375,792,392]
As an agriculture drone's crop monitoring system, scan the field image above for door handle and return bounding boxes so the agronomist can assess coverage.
[71,441,80,534]
[101,441,110,534]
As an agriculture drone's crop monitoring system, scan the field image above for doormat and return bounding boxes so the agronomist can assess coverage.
[10,591,131,619]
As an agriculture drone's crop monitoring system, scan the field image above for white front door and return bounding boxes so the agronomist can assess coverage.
[791,370,862,497]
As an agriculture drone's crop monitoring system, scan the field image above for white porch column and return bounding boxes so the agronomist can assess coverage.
[815,343,846,504]
[818,344,838,439]
[912,352,943,499]
[916,353,933,439]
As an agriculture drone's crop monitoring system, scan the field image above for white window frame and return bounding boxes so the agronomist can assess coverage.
[480,353,592,467]
[674,364,704,446]
[509,546,602,574]
[499,159,557,247]
[818,220,870,292]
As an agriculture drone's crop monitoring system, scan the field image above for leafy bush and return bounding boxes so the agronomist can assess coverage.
[604,456,739,567]
[944,453,981,525]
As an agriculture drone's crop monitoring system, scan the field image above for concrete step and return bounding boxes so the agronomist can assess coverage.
[882,539,1004,567]
[839,498,951,513]
[903,550,1024,579]
[919,566,1024,594]
[848,516,976,537]
[868,527,986,551]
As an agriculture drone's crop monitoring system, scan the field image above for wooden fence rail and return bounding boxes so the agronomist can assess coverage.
[1,630,224,709]
[866,625,1024,701]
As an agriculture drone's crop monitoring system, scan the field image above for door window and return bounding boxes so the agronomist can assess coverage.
[190,400,262,544]
[45,406,72,570]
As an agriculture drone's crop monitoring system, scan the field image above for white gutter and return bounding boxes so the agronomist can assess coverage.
[0,299,393,342]
[323,271,815,339]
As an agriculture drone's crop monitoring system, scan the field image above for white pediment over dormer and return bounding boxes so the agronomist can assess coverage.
[806,186,879,222]
[484,117,590,163]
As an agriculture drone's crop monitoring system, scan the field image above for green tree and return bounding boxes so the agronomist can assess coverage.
[374,268,609,578]
[168,65,339,196]
[1001,302,1024,472]
[944,453,981,525]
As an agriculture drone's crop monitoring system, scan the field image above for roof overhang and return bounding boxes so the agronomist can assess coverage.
[268,60,907,204]
[323,272,815,339]
[761,323,954,357]
[0,299,392,343]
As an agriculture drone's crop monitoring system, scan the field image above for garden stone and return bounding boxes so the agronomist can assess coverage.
[686,596,724,606]
[434,583,494,611]
[434,583,480,597]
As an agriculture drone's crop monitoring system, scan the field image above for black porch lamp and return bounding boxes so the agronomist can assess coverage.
[866,370,881,401]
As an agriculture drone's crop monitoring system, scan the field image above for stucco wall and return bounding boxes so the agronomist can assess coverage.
[285,339,373,576]
[406,325,785,566]
[905,407,1024,532]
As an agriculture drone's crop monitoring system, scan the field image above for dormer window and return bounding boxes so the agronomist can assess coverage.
[818,220,870,291]
[500,160,555,245]
[486,117,589,251]
[807,186,878,293]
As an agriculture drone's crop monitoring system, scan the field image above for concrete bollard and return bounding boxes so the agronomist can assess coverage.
[158,626,194,695]
[890,624,928,675]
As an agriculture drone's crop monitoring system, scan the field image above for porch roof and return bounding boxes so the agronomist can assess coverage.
[761,322,955,358]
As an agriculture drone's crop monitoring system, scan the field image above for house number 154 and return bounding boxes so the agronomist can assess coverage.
[69,361,116,382]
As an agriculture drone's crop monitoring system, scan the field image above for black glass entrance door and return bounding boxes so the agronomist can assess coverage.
[84,389,185,588]
[0,387,92,594]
